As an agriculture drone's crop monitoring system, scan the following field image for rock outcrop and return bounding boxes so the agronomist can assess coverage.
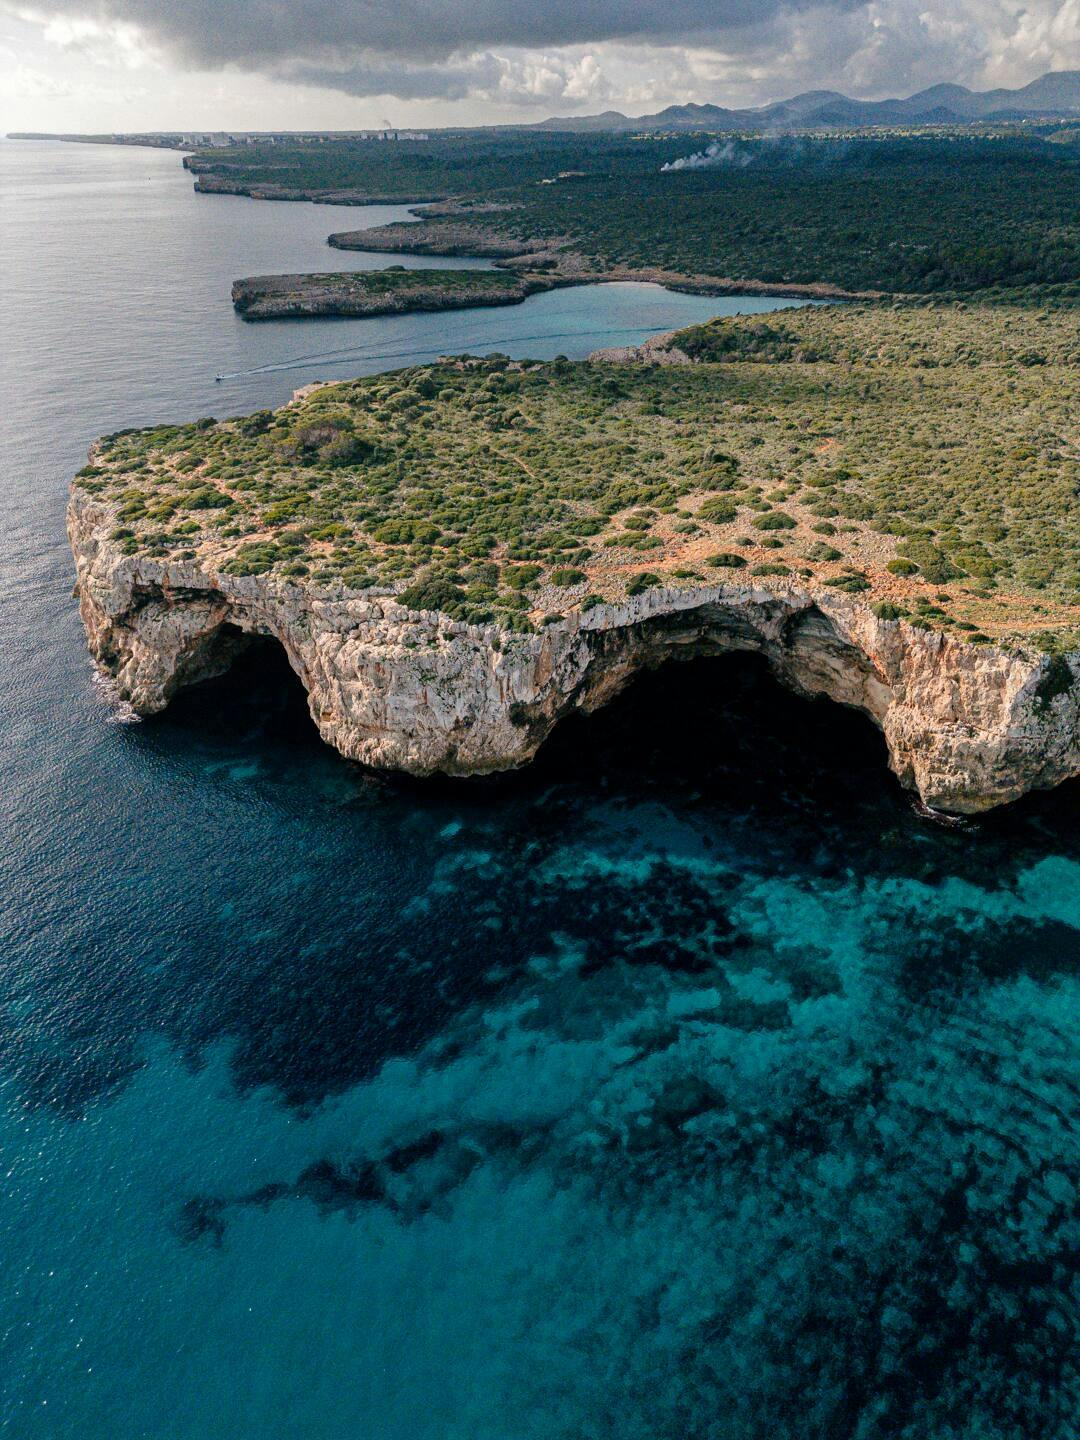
[68,489,1079,814]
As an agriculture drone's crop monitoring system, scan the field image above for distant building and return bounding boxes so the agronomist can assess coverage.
[179,132,235,148]
[178,128,431,150]
[352,130,430,141]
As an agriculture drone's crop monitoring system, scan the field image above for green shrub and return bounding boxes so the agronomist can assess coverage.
[753,512,797,531]
[626,572,662,595]
[697,497,739,524]
[371,517,441,545]
[181,486,231,510]
[397,575,465,612]
[898,541,962,584]
[504,564,543,589]
[220,543,281,576]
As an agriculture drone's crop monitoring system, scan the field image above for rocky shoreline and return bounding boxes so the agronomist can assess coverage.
[68,487,1079,815]
[188,169,443,207]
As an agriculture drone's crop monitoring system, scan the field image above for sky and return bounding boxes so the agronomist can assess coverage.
[1,0,1077,133]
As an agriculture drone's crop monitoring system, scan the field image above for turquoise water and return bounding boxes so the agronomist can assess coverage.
[1,140,1077,1439]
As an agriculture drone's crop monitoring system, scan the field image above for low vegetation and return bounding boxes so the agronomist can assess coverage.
[75,300,1079,647]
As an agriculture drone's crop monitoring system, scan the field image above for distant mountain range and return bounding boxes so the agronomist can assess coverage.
[533,71,1080,132]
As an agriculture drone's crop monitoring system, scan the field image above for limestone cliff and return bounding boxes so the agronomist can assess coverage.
[68,489,1079,814]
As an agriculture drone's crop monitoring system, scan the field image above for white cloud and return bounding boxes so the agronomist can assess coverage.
[977,0,1080,85]
[0,0,1075,129]
[39,13,153,67]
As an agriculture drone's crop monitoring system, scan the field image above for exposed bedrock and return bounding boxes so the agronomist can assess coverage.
[69,491,1079,814]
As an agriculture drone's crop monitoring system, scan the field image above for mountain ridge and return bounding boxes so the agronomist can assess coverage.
[532,70,1080,131]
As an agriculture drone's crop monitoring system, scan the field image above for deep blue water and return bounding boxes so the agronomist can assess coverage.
[1,140,1077,1439]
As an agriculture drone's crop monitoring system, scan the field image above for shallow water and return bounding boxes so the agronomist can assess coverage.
[1,139,1077,1439]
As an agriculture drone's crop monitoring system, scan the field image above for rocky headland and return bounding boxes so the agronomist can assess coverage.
[188,167,442,207]
[231,269,550,320]
[68,490,1079,814]
[329,218,538,260]
[67,302,1079,814]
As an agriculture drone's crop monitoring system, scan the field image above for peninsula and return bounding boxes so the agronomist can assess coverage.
[231,268,550,320]
[326,218,870,303]
[182,129,1078,298]
[216,127,1075,320]
[68,299,1079,814]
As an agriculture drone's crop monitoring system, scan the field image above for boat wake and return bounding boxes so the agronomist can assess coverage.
[214,322,674,382]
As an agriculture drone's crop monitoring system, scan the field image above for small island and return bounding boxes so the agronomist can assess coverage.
[231,267,551,321]
[68,299,1079,813]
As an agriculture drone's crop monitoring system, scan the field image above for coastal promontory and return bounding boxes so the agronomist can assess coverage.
[231,267,551,320]
[69,300,1079,813]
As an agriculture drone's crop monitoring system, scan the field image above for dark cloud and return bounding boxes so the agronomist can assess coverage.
[283,55,501,103]
[14,0,1075,104]
[19,0,843,70]
[282,49,614,104]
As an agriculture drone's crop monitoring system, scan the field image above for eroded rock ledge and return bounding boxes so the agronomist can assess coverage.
[69,489,1079,814]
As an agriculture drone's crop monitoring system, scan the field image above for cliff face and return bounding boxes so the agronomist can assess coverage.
[68,489,1079,814]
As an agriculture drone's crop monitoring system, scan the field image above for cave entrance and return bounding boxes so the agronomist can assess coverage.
[165,625,314,745]
[534,644,897,819]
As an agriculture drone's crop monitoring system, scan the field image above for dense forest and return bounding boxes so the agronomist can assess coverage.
[189,132,1080,293]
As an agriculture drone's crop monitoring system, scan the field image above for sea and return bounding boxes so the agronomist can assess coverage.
[0,138,1077,1439]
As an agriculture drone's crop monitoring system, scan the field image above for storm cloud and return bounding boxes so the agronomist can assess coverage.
[15,0,835,70]
[9,0,1079,106]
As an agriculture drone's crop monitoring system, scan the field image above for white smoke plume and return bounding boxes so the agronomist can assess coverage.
[661,136,855,172]
[661,140,755,171]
